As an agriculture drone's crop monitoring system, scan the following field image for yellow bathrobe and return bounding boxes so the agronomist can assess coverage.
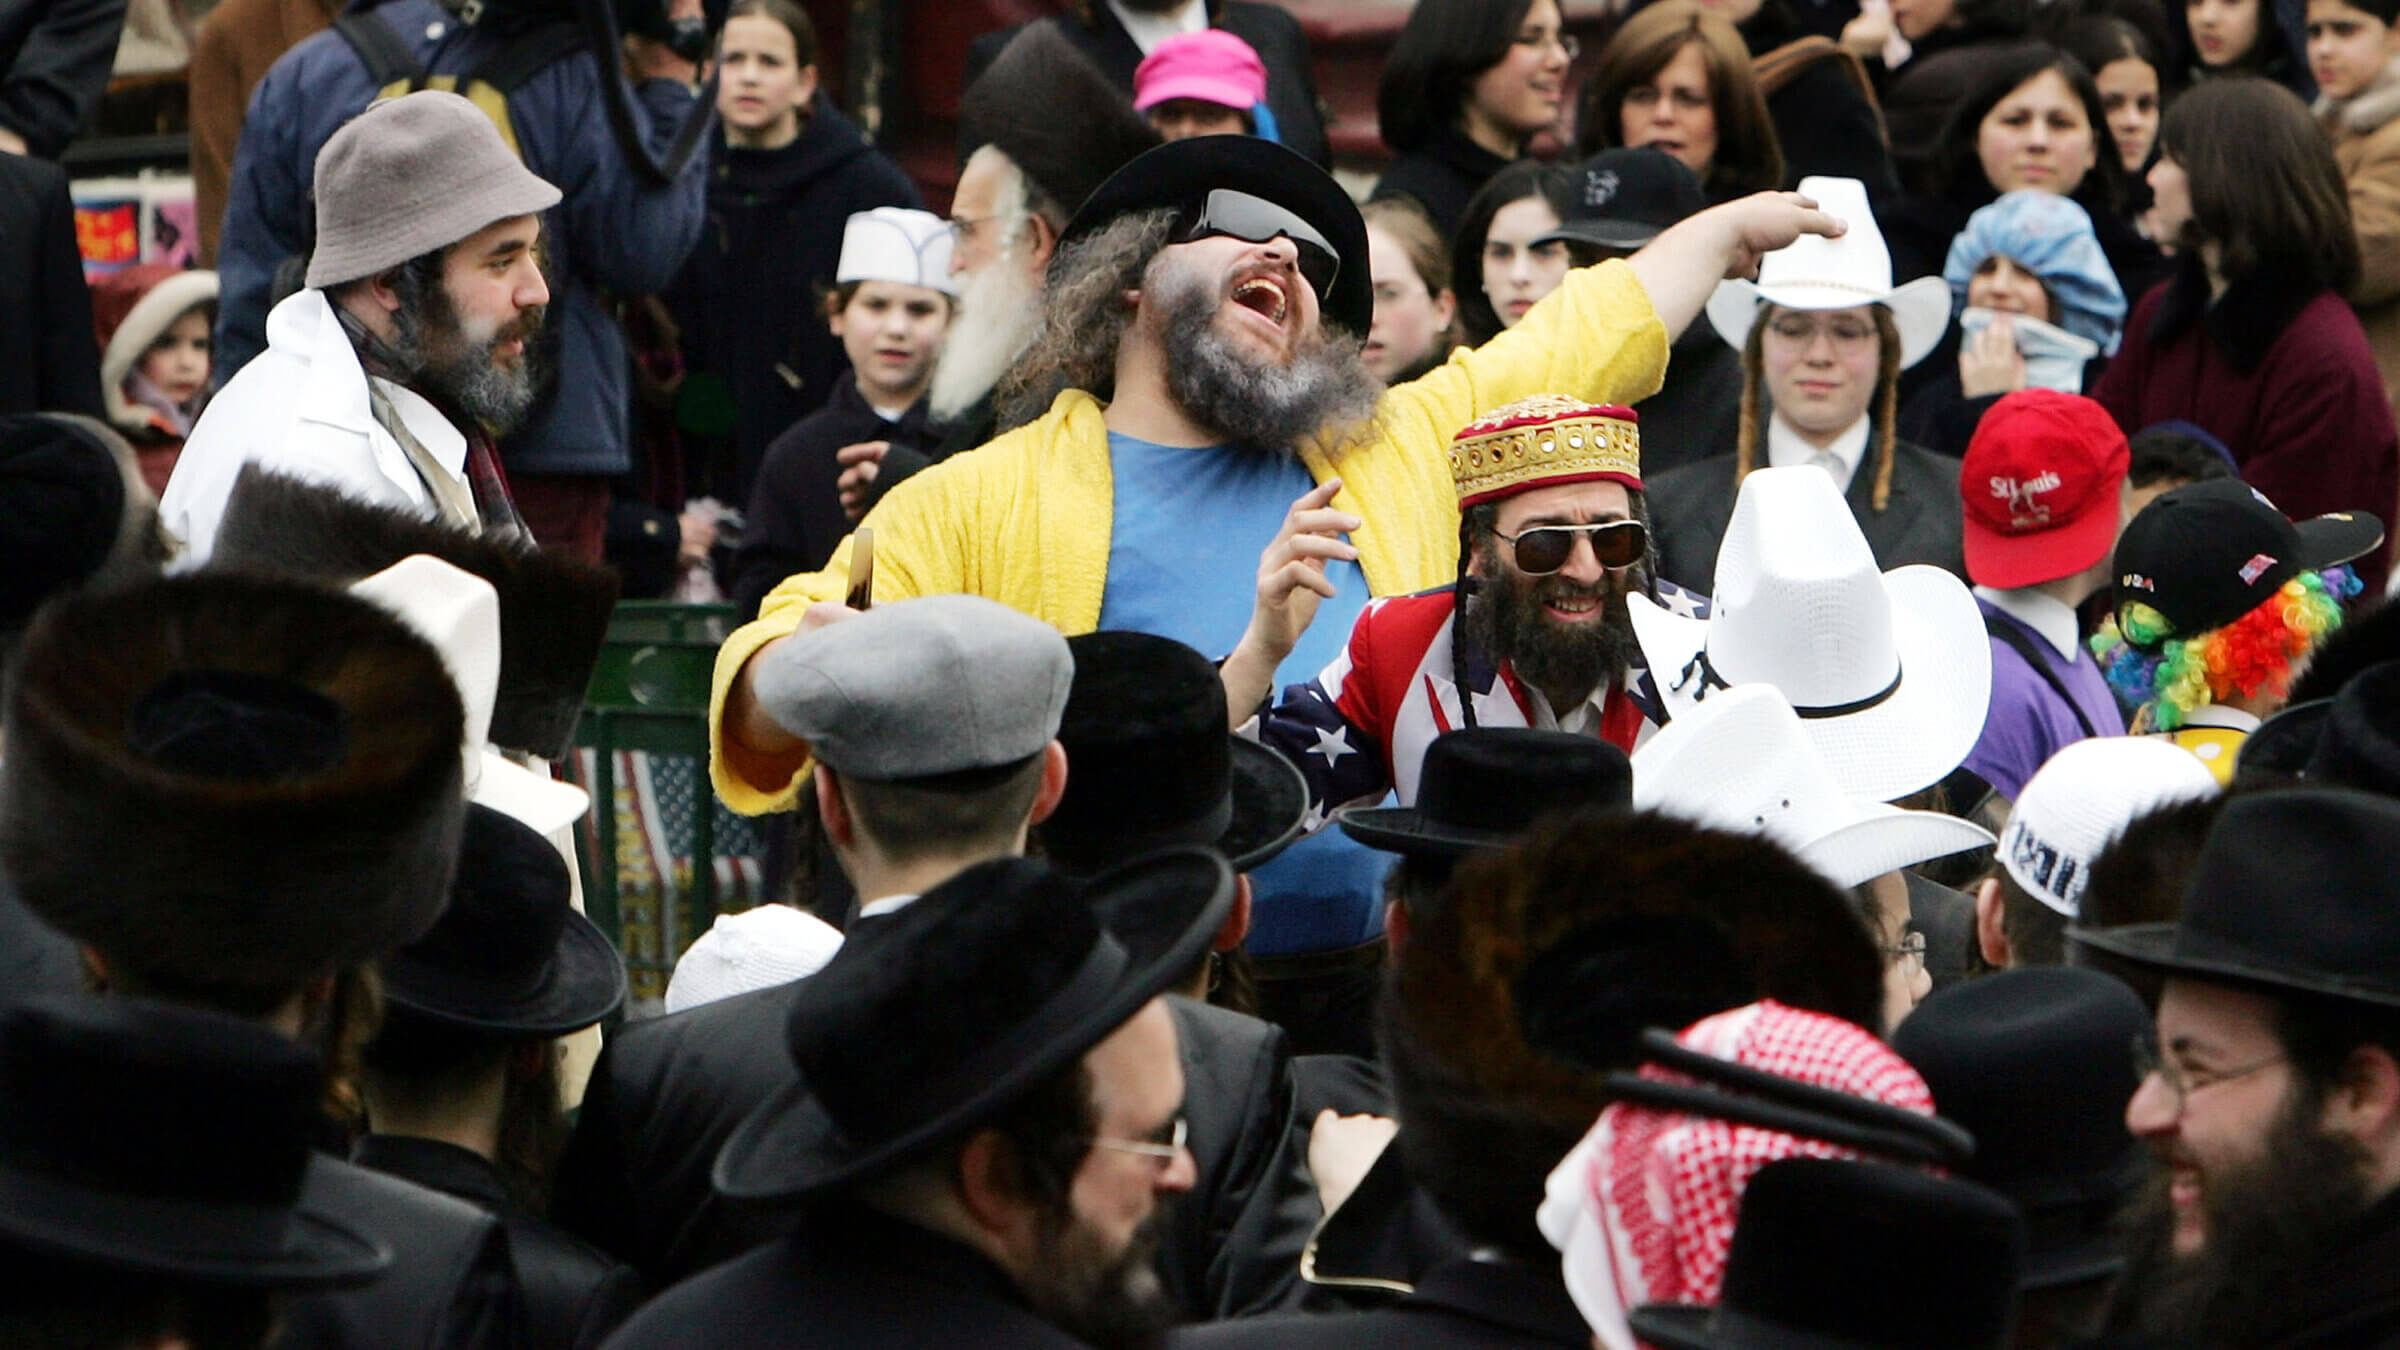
[711,258,1671,813]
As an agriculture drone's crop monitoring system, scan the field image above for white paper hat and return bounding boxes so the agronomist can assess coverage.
[663,904,846,1013]
[2000,737,2220,917]
[1628,466,1992,803]
[835,207,959,297]
[1706,176,1953,369]
[350,556,590,836]
[1634,684,1994,889]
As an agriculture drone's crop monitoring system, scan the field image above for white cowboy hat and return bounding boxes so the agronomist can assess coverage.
[1628,466,1992,803]
[1705,176,1953,370]
[350,555,590,836]
[1634,684,1994,889]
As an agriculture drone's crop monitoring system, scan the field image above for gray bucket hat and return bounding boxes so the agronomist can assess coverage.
[307,90,563,289]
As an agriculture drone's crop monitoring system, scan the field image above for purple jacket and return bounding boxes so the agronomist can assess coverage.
[1961,596,2126,803]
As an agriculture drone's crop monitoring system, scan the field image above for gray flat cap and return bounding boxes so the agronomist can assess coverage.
[308,91,563,289]
[750,595,1072,781]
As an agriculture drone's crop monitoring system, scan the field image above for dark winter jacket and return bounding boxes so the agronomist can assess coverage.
[214,0,709,479]
[665,100,920,503]
[731,371,932,617]
[0,0,126,157]
[0,150,101,417]
[1372,127,1515,242]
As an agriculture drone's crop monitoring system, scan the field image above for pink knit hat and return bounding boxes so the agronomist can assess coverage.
[1132,29,1267,114]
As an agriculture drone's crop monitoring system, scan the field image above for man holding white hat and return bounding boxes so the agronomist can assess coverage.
[1645,176,1965,594]
[165,90,563,563]
[732,208,958,615]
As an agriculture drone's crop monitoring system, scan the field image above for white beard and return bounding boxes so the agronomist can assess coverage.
[928,254,1044,423]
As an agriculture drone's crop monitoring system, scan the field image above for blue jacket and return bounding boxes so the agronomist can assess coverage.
[214,0,709,477]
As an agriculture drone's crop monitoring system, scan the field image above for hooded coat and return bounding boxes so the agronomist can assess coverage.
[90,264,216,497]
[664,98,920,504]
[2326,52,2400,441]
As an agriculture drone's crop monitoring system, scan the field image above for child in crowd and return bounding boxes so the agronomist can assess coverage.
[2312,0,2400,431]
[91,264,216,497]
[1360,197,1459,385]
[1132,29,1274,143]
[730,208,953,616]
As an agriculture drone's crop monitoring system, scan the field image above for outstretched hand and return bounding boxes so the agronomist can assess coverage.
[1712,190,1847,280]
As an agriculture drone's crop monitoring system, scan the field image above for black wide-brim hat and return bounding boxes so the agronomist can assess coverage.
[379,804,627,1037]
[1060,134,1373,337]
[1339,728,1633,858]
[2237,697,2333,779]
[713,848,1234,1200]
[0,996,390,1290]
[2074,787,2400,1008]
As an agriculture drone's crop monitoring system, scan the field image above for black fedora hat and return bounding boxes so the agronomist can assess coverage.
[2238,696,2333,779]
[714,848,1234,1199]
[1890,967,2149,1289]
[1,573,465,992]
[1535,147,1708,253]
[1629,1158,2026,1350]
[0,995,389,1288]
[2074,787,2400,1007]
[1043,631,1308,877]
[1338,727,1632,857]
[1060,134,1373,337]
[2300,660,2400,797]
[379,803,627,1037]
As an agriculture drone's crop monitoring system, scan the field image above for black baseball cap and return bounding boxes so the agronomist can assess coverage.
[1533,147,1708,253]
[2110,478,2382,649]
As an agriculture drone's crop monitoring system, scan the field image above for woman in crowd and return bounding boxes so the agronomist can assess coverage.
[1686,0,1902,194]
[2171,0,2314,95]
[1373,0,1576,238]
[2312,0,2400,431]
[662,0,919,504]
[2094,76,2399,591]
[1899,191,2127,455]
[1448,160,1582,345]
[89,264,215,497]
[2066,14,2169,174]
[1361,198,1459,385]
[1574,2,1786,202]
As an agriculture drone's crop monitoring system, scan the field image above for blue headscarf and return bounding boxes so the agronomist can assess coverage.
[1942,191,2127,354]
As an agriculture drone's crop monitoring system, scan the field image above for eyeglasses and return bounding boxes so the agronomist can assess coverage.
[1494,520,1649,573]
[1178,189,1342,305]
[1882,931,1928,966]
[1766,312,1881,347]
[1090,1115,1189,1166]
[2130,1035,2287,1116]
[1515,27,1581,59]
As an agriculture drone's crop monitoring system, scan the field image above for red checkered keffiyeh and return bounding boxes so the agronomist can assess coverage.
[1537,1001,1936,1350]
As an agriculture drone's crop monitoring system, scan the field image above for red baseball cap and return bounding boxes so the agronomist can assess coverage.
[1959,390,2130,589]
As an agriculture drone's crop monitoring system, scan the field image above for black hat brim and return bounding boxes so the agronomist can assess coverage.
[378,909,629,1037]
[2071,921,2400,1009]
[1223,737,1309,871]
[0,1155,389,1290]
[2020,1232,2128,1291]
[1535,219,1661,253]
[2296,511,2387,576]
[2236,698,2332,779]
[1060,135,1372,337]
[1334,803,1510,859]
[711,848,1234,1200]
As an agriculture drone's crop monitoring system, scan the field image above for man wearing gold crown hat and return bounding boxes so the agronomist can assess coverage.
[1222,395,1701,825]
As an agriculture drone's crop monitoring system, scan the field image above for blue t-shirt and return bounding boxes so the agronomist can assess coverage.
[1097,432,1387,954]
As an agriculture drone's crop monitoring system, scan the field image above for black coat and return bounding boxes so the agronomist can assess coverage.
[598,1201,1089,1350]
[1645,443,1968,594]
[553,982,1295,1321]
[731,372,933,617]
[663,99,920,502]
[0,863,81,1003]
[0,152,101,417]
[1172,1256,1592,1350]
[1370,128,1513,243]
[1634,320,1745,479]
[0,0,125,157]
[965,1,1330,170]
[354,1135,644,1350]
[278,1155,520,1350]
[1740,8,1899,201]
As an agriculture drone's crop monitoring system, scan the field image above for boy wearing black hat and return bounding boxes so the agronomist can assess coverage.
[2075,789,2400,1349]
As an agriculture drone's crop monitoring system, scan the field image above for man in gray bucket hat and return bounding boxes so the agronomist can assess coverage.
[163,90,562,562]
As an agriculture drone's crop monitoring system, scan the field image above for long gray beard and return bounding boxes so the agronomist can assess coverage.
[1153,261,1380,453]
[929,255,1043,423]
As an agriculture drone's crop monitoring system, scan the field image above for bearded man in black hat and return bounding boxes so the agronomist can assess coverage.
[602,850,1238,1350]
[0,572,523,1350]
[2075,789,2400,1350]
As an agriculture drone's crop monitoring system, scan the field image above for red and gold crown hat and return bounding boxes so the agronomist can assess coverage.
[1450,395,1643,510]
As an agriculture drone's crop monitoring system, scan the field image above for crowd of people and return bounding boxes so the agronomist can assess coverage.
[9,0,2400,1345]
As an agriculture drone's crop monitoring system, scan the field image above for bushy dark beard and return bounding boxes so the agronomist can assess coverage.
[1151,256,1380,454]
[1015,1208,1177,1350]
[2108,1089,2375,1349]
[1466,542,1644,710]
[387,281,546,436]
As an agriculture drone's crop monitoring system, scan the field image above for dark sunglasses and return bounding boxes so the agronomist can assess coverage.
[1179,188,1342,305]
[1495,520,1649,573]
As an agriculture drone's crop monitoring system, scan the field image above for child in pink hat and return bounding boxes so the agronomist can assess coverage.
[1132,29,1273,143]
